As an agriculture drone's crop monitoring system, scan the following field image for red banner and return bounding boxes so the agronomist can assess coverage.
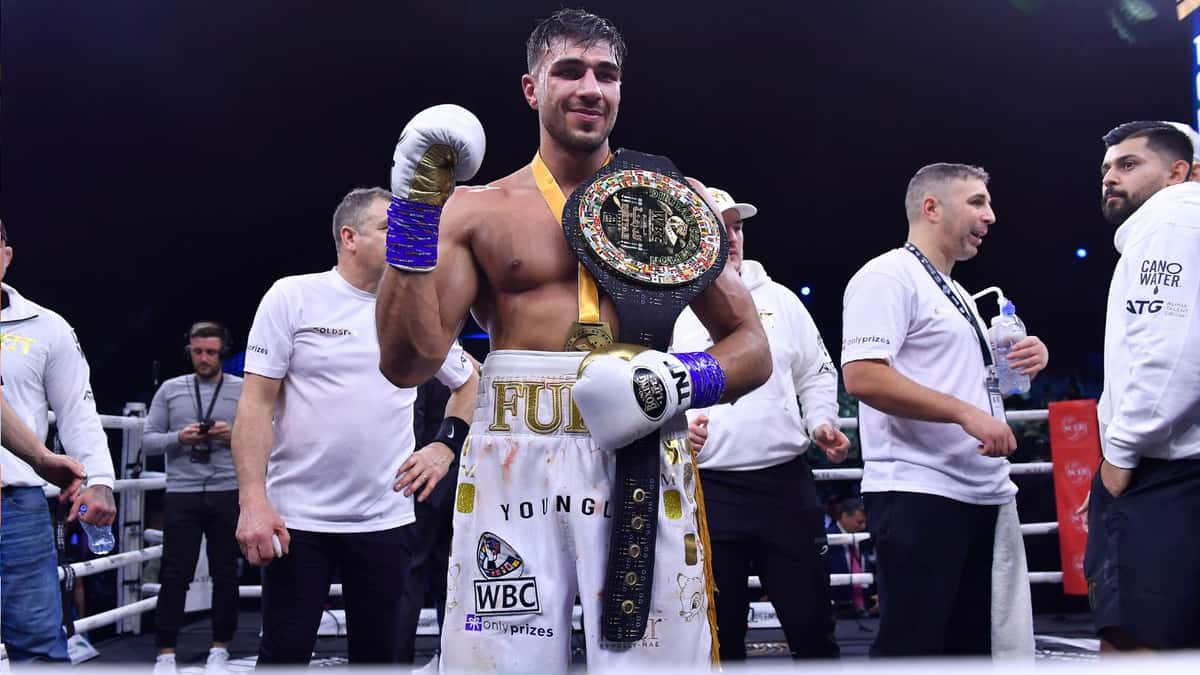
[1047,400,1101,596]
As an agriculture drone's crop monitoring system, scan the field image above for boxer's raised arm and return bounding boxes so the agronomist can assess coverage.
[378,197,479,387]
[377,105,485,387]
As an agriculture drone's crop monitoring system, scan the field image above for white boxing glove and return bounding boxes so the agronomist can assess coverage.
[386,104,486,271]
[573,345,727,450]
[390,104,486,206]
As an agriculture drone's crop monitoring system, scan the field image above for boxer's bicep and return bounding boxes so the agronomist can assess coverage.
[377,192,479,387]
[689,264,772,399]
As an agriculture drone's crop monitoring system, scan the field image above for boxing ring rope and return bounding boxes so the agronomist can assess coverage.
[812,462,1052,481]
[57,546,163,582]
[51,407,1065,637]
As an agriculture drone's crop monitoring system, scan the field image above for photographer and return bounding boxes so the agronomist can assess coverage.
[142,321,244,673]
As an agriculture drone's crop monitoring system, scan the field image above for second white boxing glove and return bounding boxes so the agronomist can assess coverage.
[573,345,727,450]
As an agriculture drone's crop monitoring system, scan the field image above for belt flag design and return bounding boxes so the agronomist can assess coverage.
[561,148,727,642]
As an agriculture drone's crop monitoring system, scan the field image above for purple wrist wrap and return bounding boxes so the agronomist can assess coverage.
[674,351,726,408]
[386,195,441,271]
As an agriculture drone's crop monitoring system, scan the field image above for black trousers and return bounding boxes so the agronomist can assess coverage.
[864,491,998,657]
[156,490,241,649]
[1085,458,1200,649]
[701,456,838,660]
[258,526,413,664]
[395,461,457,663]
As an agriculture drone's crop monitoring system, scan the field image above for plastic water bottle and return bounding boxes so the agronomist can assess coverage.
[77,503,114,555]
[990,300,1031,396]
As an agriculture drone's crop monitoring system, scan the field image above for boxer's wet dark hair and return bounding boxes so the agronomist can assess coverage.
[526,8,627,73]
[1103,120,1193,166]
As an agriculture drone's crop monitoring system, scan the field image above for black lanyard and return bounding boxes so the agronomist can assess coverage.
[904,242,993,368]
[193,373,225,422]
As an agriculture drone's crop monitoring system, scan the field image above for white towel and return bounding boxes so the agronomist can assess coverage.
[992,499,1035,659]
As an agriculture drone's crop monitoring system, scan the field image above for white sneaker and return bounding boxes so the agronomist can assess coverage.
[153,654,178,675]
[204,648,229,674]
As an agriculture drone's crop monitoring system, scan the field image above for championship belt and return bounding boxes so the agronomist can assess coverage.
[561,149,727,642]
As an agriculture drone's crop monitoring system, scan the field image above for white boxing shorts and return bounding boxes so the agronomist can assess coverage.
[440,350,716,673]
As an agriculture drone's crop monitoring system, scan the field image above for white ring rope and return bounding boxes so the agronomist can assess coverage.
[73,597,158,635]
[58,546,163,582]
[54,407,1064,636]
[42,472,166,499]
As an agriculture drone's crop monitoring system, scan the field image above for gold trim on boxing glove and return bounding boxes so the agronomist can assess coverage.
[576,342,649,378]
[408,144,457,207]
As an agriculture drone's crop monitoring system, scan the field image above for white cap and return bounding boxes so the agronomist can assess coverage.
[1165,121,1200,163]
[707,187,758,221]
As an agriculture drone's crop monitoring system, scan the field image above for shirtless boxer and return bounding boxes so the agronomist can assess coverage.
[375,9,770,672]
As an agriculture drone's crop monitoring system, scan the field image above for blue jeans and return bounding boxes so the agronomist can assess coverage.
[1,487,69,662]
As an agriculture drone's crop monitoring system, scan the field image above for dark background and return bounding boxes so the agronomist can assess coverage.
[2,0,1193,412]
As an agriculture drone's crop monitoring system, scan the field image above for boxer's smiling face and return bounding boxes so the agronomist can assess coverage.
[938,177,994,263]
[524,38,621,153]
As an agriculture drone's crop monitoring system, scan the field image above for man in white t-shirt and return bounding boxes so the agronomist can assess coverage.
[841,163,1049,656]
[231,188,478,664]
[672,187,849,660]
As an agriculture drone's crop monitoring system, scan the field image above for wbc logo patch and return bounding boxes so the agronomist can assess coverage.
[477,532,524,578]
[474,532,541,616]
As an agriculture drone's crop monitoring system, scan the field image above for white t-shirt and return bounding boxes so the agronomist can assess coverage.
[245,268,473,533]
[841,248,1016,505]
[672,260,839,471]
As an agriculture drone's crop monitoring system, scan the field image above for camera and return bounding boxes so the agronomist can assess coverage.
[198,418,215,435]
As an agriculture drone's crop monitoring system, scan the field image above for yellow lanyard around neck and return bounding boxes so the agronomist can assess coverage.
[530,152,603,324]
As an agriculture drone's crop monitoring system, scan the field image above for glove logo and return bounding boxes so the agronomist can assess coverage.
[631,367,668,421]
